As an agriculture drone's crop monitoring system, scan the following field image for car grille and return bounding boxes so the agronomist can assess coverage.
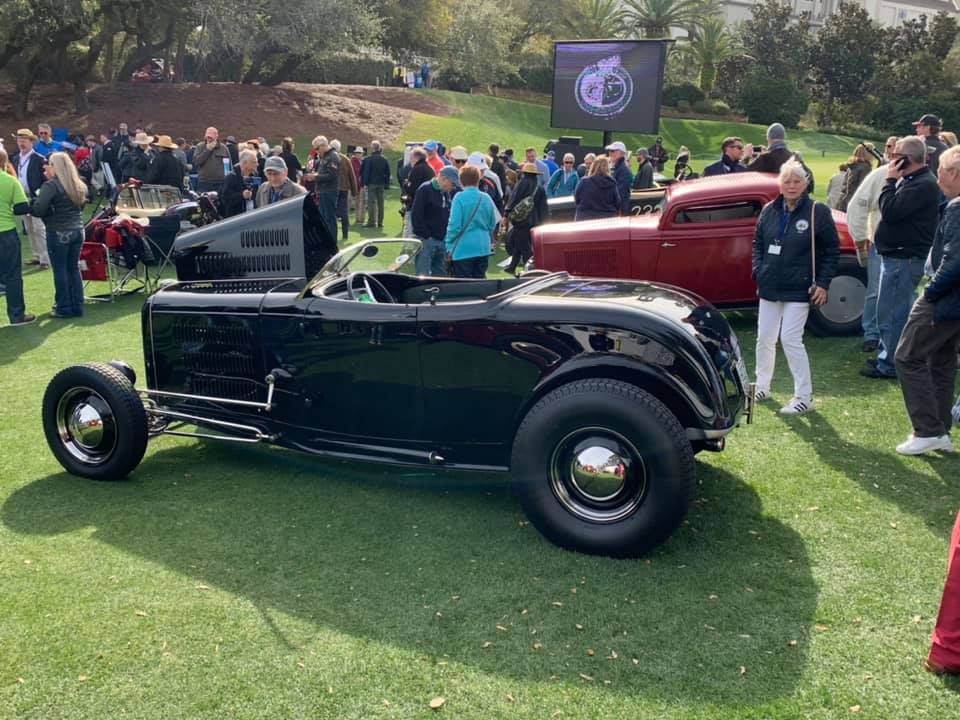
[563,248,618,277]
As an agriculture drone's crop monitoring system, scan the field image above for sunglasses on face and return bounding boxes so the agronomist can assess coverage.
[38,131,49,136]
[453,159,466,165]
[563,161,574,165]
[731,145,744,150]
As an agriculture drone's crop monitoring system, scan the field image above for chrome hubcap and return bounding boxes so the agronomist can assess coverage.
[56,388,117,464]
[820,275,866,324]
[550,428,646,523]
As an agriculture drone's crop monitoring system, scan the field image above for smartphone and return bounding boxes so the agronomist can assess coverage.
[896,156,910,170]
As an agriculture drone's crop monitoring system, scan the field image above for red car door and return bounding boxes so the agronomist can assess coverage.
[654,199,763,305]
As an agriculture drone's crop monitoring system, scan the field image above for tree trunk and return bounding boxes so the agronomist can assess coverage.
[104,34,115,84]
[700,63,716,94]
[14,65,38,119]
[174,30,187,84]
[242,47,270,84]
[73,78,90,114]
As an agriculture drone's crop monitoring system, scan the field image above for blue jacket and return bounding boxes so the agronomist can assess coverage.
[752,194,839,303]
[547,168,579,198]
[411,179,454,241]
[611,158,633,212]
[574,174,621,221]
[543,158,559,176]
[445,187,498,261]
[924,196,960,323]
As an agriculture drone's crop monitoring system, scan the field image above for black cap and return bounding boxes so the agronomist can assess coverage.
[913,113,941,128]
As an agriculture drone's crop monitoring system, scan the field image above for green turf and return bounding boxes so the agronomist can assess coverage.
[2,96,960,718]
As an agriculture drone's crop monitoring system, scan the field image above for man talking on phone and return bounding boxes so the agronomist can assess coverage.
[860,136,941,379]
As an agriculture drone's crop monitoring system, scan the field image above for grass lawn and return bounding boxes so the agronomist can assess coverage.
[2,97,959,717]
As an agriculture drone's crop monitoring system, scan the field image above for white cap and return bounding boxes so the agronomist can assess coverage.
[467,151,489,168]
[605,141,627,153]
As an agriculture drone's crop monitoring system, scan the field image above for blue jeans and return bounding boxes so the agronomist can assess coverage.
[0,228,26,322]
[875,255,925,375]
[861,243,881,342]
[414,237,447,276]
[47,228,84,317]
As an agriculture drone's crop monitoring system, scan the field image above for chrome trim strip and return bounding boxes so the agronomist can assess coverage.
[141,374,276,411]
[147,407,276,442]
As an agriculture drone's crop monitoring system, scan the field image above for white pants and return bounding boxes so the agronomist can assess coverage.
[23,215,48,265]
[755,299,813,401]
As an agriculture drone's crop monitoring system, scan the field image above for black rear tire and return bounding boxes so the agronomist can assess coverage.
[42,363,148,480]
[511,379,695,558]
[806,258,867,337]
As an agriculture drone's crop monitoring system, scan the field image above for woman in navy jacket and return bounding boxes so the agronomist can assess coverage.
[573,155,621,221]
[752,158,839,415]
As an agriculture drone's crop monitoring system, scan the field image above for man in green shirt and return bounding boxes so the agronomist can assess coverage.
[0,148,36,325]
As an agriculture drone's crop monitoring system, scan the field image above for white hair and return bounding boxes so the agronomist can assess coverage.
[312,135,328,149]
[330,139,341,151]
[371,140,382,152]
[940,144,960,173]
[778,158,809,184]
[238,149,258,165]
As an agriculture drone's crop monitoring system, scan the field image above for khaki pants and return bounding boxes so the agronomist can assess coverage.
[23,215,48,265]
[355,188,366,225]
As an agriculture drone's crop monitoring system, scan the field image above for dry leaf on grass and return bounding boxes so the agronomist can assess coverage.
[739,666,747,677]
[579,673,594,682]
[496,625,508,632]
[135,611,147,617]
[850,705,862,713]
[506,693,515,702]
[195,584,210,591]
[575,623,584,631]
[482,641,493,649]
[552,601,563,607]
[383,699,391,707]
[296,662,305,669]
[788,640,798,647]
[532,642,543,651]
[815,624,830,632]
[587,648,595,656]
[16,677,25,684]
[430,696,446,710]
[607,650,619,660]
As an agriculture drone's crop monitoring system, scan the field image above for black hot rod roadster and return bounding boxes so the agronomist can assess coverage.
[43,195,752,557]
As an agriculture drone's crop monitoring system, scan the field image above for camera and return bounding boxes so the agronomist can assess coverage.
[242,176,262,191]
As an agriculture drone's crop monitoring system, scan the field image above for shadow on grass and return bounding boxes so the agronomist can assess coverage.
[3,442,817,705]
[782,412,959,532]
[0,292,145,366]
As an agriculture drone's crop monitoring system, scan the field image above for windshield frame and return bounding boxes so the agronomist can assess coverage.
[305,238,422,294]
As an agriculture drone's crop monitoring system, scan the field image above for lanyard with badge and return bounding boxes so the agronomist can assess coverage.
[769,207,792,256]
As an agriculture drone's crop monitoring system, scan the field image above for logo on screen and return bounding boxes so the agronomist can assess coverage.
[575,55,633,118]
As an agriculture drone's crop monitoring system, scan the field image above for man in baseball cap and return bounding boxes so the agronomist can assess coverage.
[604,141,633,211]
[256,156,306,208]
[913,114,948,173]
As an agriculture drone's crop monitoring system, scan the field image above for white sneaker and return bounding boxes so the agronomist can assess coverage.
[779,397,815,415]
[896,434,955,455]
[754,388,771,402]
[953,395,960,424]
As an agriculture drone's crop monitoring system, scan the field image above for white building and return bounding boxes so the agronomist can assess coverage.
[721,0,960,28]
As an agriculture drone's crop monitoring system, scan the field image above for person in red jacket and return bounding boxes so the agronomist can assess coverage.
[351,147,365,225]
[927,510,960,675]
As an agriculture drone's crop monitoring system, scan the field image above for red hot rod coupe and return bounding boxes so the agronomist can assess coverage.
[533,174,866,336]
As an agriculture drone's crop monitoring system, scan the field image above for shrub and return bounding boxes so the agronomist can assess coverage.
[869,92,960,135]
[739,71,809,128]
[711,99,731,115]
[662,82,705,107]
[692,99,713,114]
[290,53,394,85]
[676,99,692,112]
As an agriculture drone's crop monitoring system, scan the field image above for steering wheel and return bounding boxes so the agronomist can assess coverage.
[344,272,395,304]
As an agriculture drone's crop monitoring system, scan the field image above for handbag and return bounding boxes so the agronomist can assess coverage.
[445,196,483,272]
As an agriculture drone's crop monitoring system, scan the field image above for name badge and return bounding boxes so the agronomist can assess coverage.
[768,244,782,255]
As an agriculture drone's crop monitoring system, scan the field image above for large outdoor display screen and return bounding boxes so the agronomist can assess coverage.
[551,40,667,134]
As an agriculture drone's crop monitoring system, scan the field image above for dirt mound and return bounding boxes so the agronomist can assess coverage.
[0,83,453,148]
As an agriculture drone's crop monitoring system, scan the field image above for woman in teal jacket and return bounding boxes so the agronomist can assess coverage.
[445,165,499,278]
[546,152,580,198]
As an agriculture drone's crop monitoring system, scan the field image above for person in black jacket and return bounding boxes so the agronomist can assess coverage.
[892,144,960,454]
[361,140,391,229]
[302,135,340,244]
[400,147,434,237]
[120,133,153,182]
[574,155,621,221]
[502,163,548,275]
[145,136,185,188]
[703,137,748,177]
[411,166,460,276]
[752,158,839,415]
[605,141,633,212]
[862,136,942,379]
[220,150,263,217]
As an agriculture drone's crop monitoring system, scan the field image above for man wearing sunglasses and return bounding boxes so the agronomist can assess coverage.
[704,137,749,176]
[32,124,63,159]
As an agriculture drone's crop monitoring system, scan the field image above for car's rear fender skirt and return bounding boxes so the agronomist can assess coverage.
[515,356,717,441]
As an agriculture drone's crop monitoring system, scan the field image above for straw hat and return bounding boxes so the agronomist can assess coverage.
[152,134,178,150]
[133,132,154,146]
[13,128,37,141]
[520,162,540,175]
